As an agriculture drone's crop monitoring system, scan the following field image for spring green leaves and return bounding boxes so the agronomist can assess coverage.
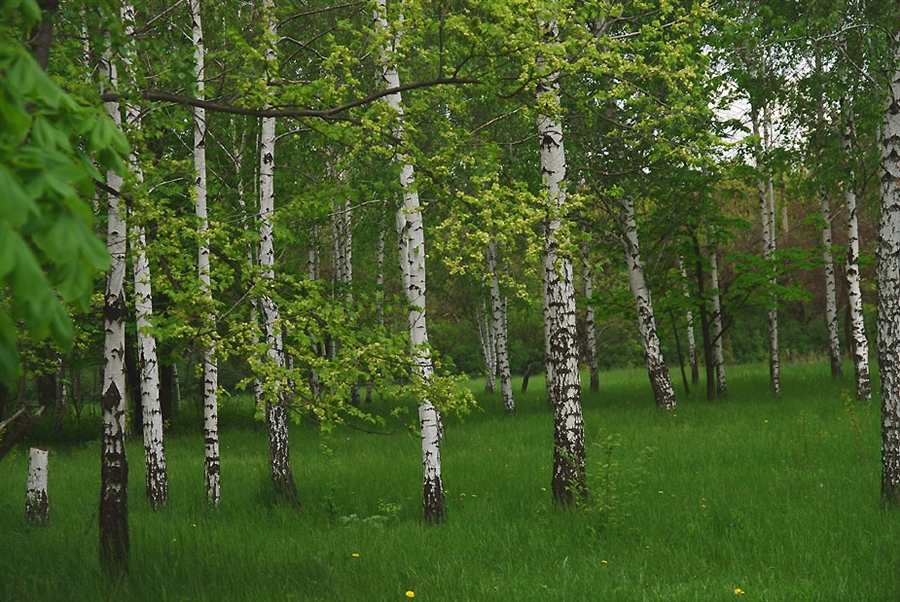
[0,0,128,385]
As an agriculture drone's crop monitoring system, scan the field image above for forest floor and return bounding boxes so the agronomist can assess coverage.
[1,360,898,601]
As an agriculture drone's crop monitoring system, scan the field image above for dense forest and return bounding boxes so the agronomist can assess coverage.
[2,0,899,575]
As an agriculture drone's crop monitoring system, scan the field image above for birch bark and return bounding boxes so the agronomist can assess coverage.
[879,32,900,504]
[820,193,843,377]
[25,447,49,525]
[678,256,699,384]
[620,196,676,409]
[120,1,167,510]
[843,105,872,401]
[488,241,515,414]
[709,248,727,398]
[259,0,298,505]
[477,298,497,393]
[191,0,220,505]
[375,0,445,522]
[536,16,586,506]
[751,105,780,395]
[99,41,129,574]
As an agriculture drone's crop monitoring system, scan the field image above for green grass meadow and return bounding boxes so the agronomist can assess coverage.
[2,361,898,601]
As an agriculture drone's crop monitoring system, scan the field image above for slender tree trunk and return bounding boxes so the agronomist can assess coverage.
[54,356,66,439]
[621,197,676,409]
[582,241,599,392]
[191,0,220,506]
[488,241,515,414]
[99,42,129,574]
[536,16,586,506]
[678,256,699,385]
[709,248,727,398]
[476,298,497,393]
[752,106,780,395]
[842,103,872,401]
[691,235,716,401]
[258,0,298,505]
[375,0,445,522]
[119,2,167,510]
[26,447,50,525]
[820,193,843,378]
[879,33,900,505]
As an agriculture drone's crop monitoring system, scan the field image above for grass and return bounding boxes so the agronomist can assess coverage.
[1,360,898,601]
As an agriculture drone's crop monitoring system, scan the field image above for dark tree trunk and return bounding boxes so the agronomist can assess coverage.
[27,0,59,70]
[159,363,173,425]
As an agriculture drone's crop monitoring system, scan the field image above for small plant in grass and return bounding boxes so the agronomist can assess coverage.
[339,500,403,528]
[581,431,656,533]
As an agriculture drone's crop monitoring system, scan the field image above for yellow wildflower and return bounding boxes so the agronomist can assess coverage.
[734,588,745,595]
[352,553,360,558]
[406,591,415,598]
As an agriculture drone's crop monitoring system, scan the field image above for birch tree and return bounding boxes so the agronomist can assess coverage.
[99,37,129,574]
[678,256,699,384]
[190,0,220,505]
[258,0,298,505]
[487,241,514,414]
[709,247,727,397]
[620,196,677,409]
[842,105,871,401]
[536,11,586,506]
[119,0,167,510]
[374,0,445,522]
[879,28,900,505]
[820,192,842,377]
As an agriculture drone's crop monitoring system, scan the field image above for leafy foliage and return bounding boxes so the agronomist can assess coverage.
[0,0,127,386]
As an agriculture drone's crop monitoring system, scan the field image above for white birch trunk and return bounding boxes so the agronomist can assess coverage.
[709,248,727,397]
[488,242,514,414]
[25,447,49,525]
[191,0,219,506]
[820,193,843,377]
[120,1,167,510]
[752,106,780,395]
[536,16,586,506]
[375,0,445,522]
[476,298,497,393]
[678,256,699,384]
[582,241,599,392]
[879,34,900,504]
[99,40,129,572]
[258,0,297,505]
[843,106,872,401]
[620,196,676,409]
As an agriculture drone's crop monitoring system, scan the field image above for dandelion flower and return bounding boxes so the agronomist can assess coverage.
[601,560,608,564]
[701,504,707,509]
[734,588,745,595]
[541,487,546,491]
[406,591,415,598]
[352,553,360,558]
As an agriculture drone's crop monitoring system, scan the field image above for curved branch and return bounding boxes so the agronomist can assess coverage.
[98,78,478,121]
